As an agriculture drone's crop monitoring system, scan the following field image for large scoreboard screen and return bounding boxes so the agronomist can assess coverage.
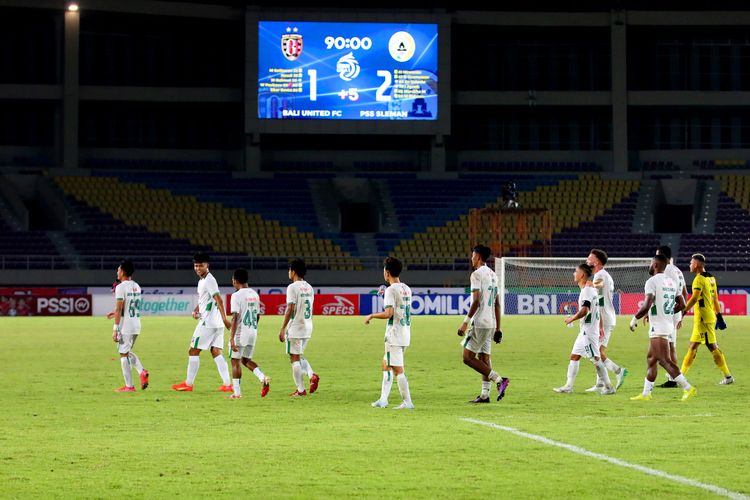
[258,21,438,121]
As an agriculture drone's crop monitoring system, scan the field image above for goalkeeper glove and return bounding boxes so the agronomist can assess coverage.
[716,313,727,330]
[629,316,638,332]
[493,330,503,344]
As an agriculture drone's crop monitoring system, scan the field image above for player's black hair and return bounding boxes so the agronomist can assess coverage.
[233,268,249,284]
[193,252,210,263]
[289,258,307,278]
[384,256,403,277]
[119,259,135,277]
[589,248,608,266]
[472,244,491,262]
[692,253,706,263]
[578,262,593,278]
[653,254,669,267]
[656,245,672,260]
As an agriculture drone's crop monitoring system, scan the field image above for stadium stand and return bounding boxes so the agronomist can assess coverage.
[679,175,750,271]
[54,175,359,270]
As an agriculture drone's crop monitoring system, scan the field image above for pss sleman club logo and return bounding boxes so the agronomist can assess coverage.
[281,27,303,61]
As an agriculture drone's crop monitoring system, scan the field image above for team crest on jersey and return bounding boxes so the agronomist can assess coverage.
[281,33,303,61]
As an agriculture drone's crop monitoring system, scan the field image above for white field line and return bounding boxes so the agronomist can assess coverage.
[461,417,749,500]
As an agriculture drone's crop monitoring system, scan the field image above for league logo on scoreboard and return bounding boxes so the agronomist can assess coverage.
[281,28,303,61]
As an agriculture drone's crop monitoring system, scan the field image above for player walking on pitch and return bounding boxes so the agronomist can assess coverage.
[279,259,320,396]
[679,253,734,385]
[228,268,270,399]
[457,245,509,403]
[585,249,628,392]
[655,245,688,388]
[109,260,149,392]
[364,257,415,410]
[172,253,232,392]
[554,263,615,395]
[628,254,696,401]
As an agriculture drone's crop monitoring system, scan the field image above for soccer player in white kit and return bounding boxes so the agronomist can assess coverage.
[554,263,615,395]
[278,259,319,397]
[109,260,149,392]
[628,254,696,401]
[172,253,232,392]
[364,257,414,409]
[457,245,509,403]
[655,245,688,388]
[228,268,270,399]
[585,249,628,392]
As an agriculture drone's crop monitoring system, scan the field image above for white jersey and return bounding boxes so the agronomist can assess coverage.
[664,263,686,322]
[231,287,260,338]
[286,280,314,339]
[384,282,412,347]
[115,280,141,335]
[578,285,599,338]
[645,273,677,335]
[593,268,616,327]
[469,265,499,329]
[197,272,224,328]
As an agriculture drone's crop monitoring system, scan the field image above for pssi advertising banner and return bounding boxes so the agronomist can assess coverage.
[0,294,93,317]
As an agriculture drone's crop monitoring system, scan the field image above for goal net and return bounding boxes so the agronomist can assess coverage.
[497,257,652,315]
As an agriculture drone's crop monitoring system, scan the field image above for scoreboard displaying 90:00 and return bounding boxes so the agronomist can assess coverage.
[258,21,438,121]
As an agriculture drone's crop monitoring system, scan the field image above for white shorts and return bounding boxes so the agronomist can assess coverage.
[460,326,493,355]
[649,330,671,340]
[231,343,256,360]
[191,325,224,351]
[571,332,600,359]
[599,324,615,347]
[117,333,139,354]
[384,344,407,367]
[286,337,309,356]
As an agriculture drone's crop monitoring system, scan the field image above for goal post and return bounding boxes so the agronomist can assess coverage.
[497,257,652,316]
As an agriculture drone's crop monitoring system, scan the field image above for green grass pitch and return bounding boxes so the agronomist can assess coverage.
[1,315,748,498]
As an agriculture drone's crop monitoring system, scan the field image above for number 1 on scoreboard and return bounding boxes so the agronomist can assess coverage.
[308,69,317,101]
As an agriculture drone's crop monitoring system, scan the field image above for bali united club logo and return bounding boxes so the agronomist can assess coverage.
[281,27,303,61]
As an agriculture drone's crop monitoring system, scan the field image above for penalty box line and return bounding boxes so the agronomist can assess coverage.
[460,417,749,500]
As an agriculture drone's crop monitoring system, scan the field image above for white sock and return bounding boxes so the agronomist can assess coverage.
[674,374,692,390]
[481,381,491,399]
[594,374,603,388]
[128,352,144,374]
[380,370,393,402]
[214,355,231,386]
[120,357,133,387]
[666,374,674,382]
[487,370,501,383]
[643,378,654,396]
[232,378,241,396]
[396,373,412,405]
[253,367,266,383]
[594,361,613,388]
[186,355,200,386]
[566,360,580,388]
[292,361,305,392]
[604,358,621,374]
[300,358,314,378]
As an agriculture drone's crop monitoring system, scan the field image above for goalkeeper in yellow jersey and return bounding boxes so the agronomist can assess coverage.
[679,254,734,385]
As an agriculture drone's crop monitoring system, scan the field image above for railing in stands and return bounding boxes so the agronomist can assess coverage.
[0,255,473,272]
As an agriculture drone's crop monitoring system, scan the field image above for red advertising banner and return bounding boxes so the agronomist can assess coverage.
[620,293,746,316]
[1,294,93,316]
[226,294,360,316]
